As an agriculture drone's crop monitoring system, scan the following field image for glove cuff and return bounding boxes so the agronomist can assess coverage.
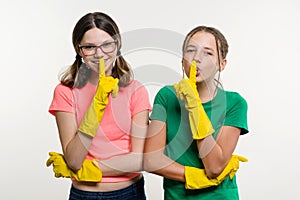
[184,166,218,190]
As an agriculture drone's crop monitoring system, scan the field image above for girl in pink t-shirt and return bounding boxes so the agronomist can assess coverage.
[47,12,151,200]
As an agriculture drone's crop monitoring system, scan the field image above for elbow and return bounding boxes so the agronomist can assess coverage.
[135,154,144,172]
[68,163,82,172]
[64,146,87,172]
[65,157,83,172]
[126,152,144,172]
[143,155,152,172]
[143,155,159,172]
[143,156,150,172]
[205,166,223,179]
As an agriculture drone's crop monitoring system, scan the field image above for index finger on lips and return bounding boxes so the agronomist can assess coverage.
[189,60,197,84]
[99,58,106,78]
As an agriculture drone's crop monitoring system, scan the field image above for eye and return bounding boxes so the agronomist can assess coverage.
[203,51,213,56]
[101,41,115,48]
[102,42,112,47]
[185,48,197,53]
[82,45,96,50]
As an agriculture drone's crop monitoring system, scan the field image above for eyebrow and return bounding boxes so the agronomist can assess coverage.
[186,44,215,52]
[80,39,115,46]
[186,44,197,48]
[203,47,215,52]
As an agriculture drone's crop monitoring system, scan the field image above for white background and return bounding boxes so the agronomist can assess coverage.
[1,0,299,199]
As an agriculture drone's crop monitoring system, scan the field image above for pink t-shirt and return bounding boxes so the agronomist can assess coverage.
[49,80,152,182]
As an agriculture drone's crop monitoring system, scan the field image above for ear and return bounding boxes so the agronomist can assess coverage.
[219,58,227,72]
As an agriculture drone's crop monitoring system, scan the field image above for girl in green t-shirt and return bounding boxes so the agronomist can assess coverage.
[144,26,249,200]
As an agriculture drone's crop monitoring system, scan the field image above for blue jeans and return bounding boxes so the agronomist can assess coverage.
[69,176,146,200]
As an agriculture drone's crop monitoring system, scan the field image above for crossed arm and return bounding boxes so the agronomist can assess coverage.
[55,109,149,175]
[143,119,240,181]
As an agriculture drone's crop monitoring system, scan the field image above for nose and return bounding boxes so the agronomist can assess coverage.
[193,50,203,63]
[94,47,105,57]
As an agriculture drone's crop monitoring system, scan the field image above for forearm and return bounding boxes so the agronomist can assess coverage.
[144,120,185,182]
[152,157,185,182]
[197,126,240,178]
[64,132,92,171]
[144,152,185,182]
[197,136,226,178]
[98,152,143,176]
[97,110,149,176]
[55,111,92,171]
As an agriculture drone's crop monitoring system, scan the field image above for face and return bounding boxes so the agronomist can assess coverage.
[79,27,117,76]
[183,31,225,82]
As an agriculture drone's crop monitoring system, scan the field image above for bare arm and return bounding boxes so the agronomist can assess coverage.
[143,120,185,182]
[56,109,150,176]
[55,111,91,171]
[97,110,149,176]
[197,126,240,178]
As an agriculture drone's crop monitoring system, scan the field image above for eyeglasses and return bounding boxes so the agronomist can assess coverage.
[79,40,117,56]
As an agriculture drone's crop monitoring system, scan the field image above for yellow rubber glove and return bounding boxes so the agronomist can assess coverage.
[185,154,248,189]
[174,60,214,139]
[46,152,102,182]
[215,154,248,182]
[78,58,119,137]
[184,166,218,189]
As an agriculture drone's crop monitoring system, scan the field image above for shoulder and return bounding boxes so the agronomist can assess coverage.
[49,83,74,115]
[52,83,73,101]
[54,83,72,94]
[123,80,152,113]
[153,85,177,105]
[219,89,248,115]
[157,85,176,96]
[221,89,249,134]
[127,80,144,89]
[123,80,149,96]
[224,90,248,108]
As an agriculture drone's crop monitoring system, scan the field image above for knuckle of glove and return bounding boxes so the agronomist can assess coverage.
[101,78,119,93]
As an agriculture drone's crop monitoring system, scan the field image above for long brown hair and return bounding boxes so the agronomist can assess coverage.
[60,12,132,88]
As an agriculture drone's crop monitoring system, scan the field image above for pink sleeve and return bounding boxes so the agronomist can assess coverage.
[48,83,75,115]
[130,81,152,116]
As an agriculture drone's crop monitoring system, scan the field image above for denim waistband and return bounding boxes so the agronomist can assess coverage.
[69,176,146,200]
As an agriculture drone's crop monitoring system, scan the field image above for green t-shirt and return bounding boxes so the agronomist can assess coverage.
[150,86,248,200]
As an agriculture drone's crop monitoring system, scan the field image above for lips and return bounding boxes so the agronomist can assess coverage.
[92,59,108,65]
[196,68,201,76]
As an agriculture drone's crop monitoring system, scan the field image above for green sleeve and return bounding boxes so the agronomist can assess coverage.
[224,93,249,135]
[149,86,170,122]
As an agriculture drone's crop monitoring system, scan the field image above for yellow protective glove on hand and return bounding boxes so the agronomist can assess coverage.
[184,166,218,189]
[173,60,214,139]
[46,152,102,182]
[78,58,119,137]
[185,154,248,189]
[215,154,248,182]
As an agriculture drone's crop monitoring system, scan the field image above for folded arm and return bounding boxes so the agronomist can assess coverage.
[143,120,185,182]
[55,111,90,171]
[56,109,149,176]
[197,126,240,178]
[98,110,149,176]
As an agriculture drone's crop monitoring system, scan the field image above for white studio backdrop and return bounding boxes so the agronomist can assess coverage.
[0,0,299,199]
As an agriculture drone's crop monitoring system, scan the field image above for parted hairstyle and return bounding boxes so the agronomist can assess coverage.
[60,12,132,88]
[182,25,229,88]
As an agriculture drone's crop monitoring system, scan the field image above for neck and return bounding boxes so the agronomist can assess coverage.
[196,80,218,103]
